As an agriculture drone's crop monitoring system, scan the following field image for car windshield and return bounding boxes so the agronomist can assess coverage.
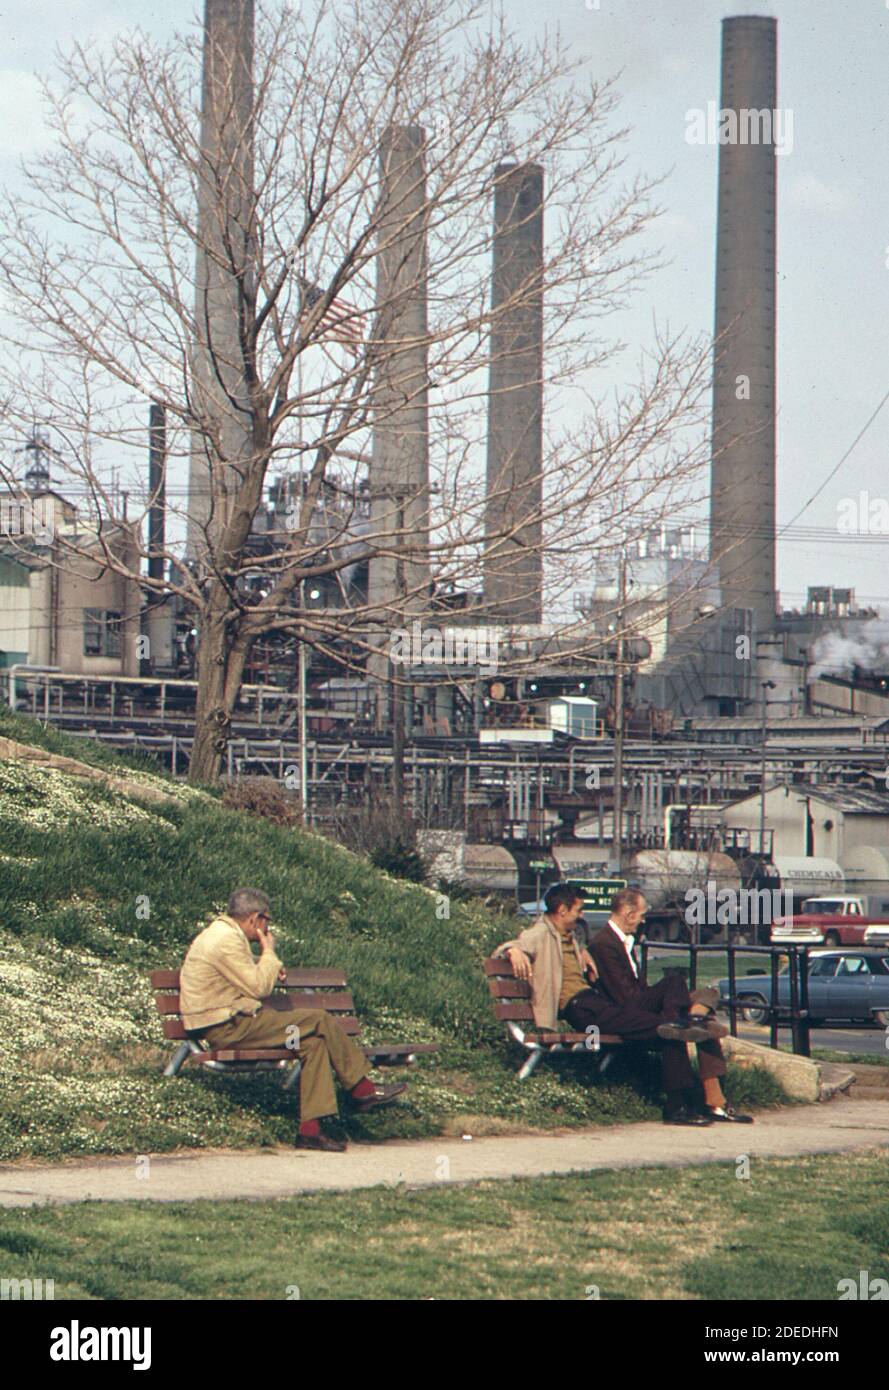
[800,900,846,914]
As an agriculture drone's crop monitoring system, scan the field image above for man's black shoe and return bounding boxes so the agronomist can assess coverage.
[295,1132,347,1152]
[663,1106,715,1126]
[350,1082,409,1113]
[706,1105,754,1124]
[657,1020,714,1043]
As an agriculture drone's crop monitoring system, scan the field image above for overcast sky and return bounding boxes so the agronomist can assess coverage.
[2,0,888,612]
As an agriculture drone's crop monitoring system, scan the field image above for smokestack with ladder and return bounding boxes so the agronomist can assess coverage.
[146,402,175,670]
[484,161,544,626]
[367,124,431,753]
[186,0,256,560]
[710,15,778,633]
[148,402,166,583]
[367,124,431,631]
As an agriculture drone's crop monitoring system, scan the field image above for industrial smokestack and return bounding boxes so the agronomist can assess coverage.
[484,161,544,626]
[187,0,255,559]
[148,402,166,582]
[710,15,778,633]
[368,124,430,624]
[146,401,175,670]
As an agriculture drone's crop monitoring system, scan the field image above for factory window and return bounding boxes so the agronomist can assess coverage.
[83,609,122,658]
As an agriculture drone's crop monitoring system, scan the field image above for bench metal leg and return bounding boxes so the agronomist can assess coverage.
[282,1059,302,1092]
[597,1051,616,1076]
[163,1041,194,1077]
[518,1047,544,1081]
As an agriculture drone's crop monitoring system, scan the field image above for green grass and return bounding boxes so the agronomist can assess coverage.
[0,1149,885,1300]
[0,712,786,1159]
[0,707,183,781]
[645,950,776,989]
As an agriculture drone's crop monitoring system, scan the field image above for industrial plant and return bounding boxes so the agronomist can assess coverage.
[3,10,889,934]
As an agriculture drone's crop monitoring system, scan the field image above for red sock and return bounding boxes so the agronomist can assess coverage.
[299,1119,320,1138]
[351,1077,375,1100]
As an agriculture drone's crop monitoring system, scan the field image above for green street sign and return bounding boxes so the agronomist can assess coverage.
[567,877,627,912]
[529,860,551,871]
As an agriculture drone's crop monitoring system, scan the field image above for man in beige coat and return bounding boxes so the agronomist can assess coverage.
[179,887,406,1151]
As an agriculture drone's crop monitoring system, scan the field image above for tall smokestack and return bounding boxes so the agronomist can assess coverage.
[484,161,544,626]
[148,402,166,582]
[710,15,778,632]
[368,124,430,625]
[187,0,255,559]
[146,401,175,670]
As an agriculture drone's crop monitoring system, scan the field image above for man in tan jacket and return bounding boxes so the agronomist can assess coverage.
[180,887,406,1152]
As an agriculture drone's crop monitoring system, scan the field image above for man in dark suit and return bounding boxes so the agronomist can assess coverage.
[564,887,753,1126]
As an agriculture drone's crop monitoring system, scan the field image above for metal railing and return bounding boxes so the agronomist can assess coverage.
[639,941,813,1057]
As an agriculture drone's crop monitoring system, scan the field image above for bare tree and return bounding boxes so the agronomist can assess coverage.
[0,0,711,783]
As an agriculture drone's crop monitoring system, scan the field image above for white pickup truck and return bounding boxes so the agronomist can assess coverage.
[770,894,889,947]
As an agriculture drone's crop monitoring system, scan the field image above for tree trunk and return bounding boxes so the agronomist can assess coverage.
[189,596,258,785]
[189,608,234,785]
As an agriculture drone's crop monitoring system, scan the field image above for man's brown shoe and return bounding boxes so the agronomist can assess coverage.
[295,1133,347,1152]
[350,1082,408,1113]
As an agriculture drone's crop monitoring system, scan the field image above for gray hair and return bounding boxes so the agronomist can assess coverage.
[227,887,271,920]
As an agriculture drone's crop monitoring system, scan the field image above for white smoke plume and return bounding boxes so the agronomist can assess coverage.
[808,620,889,681]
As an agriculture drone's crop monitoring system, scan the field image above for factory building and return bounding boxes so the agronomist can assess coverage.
[720,783,889,871]
[0,441,142,677]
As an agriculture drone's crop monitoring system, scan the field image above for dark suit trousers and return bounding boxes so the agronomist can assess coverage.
[564,975,726,1094]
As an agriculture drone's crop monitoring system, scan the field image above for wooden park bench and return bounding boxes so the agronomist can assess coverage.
[152,967,439,1091]
[484,954,630,1081]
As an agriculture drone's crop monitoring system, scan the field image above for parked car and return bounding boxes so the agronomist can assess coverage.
[864,924,889,947]
[770,895,889,947]
[718,949,889,1027]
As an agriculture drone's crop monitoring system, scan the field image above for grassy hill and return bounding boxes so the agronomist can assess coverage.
[0,711,782,1159]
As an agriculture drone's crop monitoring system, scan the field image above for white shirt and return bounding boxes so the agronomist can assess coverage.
[607,918,639,978]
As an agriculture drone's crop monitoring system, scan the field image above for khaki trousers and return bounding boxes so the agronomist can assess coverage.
[202,1005,370,1122]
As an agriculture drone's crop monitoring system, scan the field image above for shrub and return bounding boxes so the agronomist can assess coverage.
[369,838,427,884]
[221,777,298,826]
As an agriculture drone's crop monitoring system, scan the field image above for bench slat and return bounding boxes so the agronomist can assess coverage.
[280,969,348,988]
[265,992,355,1012]
[526,1033,625,1046]
[494,1002,535,1021]
[156,991,356,1016]
[151,968,350,991]
[163,1015,363,1041]
[202,1049,295,1063]
[150,970,181,989]
[487,978,531,999]
[188,1041,439,1065]
[483,957,515,976]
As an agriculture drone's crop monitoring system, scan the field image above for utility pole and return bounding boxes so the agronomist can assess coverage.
[298,578,308,821]
[759,679,776,854]
[612,550,627,874]
[391,495,406,816]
